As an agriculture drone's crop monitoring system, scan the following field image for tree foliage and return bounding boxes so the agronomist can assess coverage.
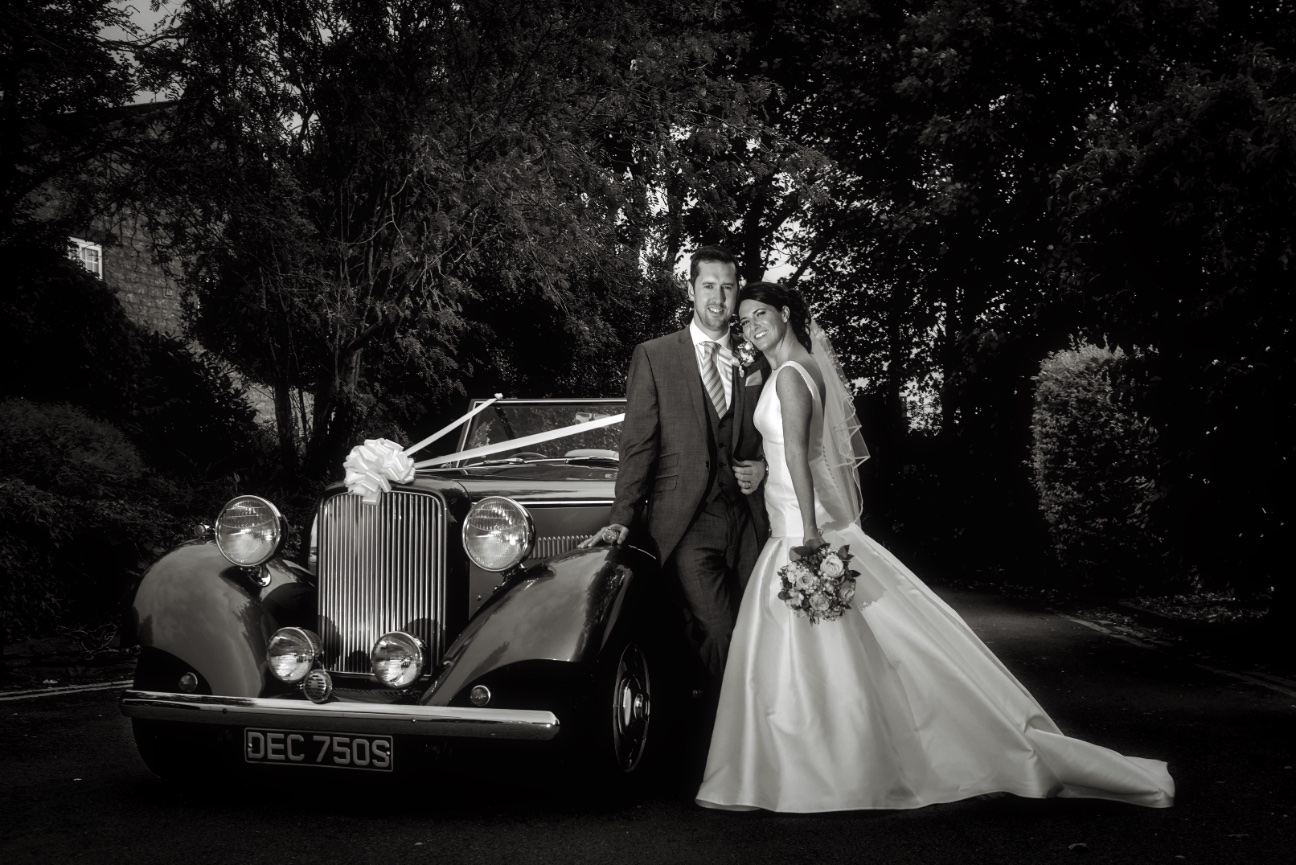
[714,1,1212,572]
[0,0,139,239]
[1057,44,1296,604]
[130,0,773,477]
[101,0,1296,619]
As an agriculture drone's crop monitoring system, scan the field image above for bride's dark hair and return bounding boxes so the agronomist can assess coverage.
[738,282,812,351]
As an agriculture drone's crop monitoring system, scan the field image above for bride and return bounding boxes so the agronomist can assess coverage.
[696,282,1174,813]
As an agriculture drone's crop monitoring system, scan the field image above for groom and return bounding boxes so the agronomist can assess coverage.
[586,246,769,687]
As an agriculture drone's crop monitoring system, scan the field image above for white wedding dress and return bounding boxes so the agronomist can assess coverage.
[696,361,1174,812]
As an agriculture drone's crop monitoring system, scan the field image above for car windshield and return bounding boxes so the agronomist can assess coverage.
[458,401,625,463]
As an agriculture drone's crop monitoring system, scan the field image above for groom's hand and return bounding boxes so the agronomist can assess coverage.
[580,524,628,548]
[732,458,766,495]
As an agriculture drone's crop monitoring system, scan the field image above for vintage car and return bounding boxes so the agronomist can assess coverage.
[120,398,680,784]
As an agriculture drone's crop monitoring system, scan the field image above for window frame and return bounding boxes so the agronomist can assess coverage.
[68,236,103,279]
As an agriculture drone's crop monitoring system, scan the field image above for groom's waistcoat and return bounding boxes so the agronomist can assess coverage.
[703,392,744,504]
[611,326,768,565]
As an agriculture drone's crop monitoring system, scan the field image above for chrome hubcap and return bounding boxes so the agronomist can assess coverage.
[611,642,651,772]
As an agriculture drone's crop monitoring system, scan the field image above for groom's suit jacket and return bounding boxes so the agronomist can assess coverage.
[611,326,770,565]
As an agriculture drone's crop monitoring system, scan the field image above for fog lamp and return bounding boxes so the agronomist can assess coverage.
[303,668,333,704]
[371,631,426,689]
[215,495,283,567]
[266,627,322,683]
[469,685,491,707]
[463,496,534,572]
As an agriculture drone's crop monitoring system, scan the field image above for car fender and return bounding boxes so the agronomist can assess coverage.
[127,540,315,697]
[420,544,659,707]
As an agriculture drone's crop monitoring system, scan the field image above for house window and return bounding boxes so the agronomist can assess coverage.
[68,237,103,278]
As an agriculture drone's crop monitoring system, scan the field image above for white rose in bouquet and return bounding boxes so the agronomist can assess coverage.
[839,583,856,603]
[821,553,845,577]
[810,592,830,612]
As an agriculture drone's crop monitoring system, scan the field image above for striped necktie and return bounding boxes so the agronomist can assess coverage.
[700,341,728,414]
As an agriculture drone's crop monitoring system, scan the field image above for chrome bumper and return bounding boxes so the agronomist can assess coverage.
[120,690,560,741]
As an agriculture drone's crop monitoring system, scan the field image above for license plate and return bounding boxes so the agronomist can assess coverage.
[244,729,393,771]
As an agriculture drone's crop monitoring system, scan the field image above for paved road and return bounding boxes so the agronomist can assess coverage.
[2,588,1292,865]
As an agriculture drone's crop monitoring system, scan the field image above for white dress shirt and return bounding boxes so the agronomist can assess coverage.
[689,320,734,410]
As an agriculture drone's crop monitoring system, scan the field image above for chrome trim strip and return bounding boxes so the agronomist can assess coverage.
[521,500,615,507]
[120,690,560,741]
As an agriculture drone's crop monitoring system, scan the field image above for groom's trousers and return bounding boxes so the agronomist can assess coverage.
[667,495,760,684]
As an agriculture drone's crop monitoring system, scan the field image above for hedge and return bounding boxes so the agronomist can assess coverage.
[1030,342,1167,594]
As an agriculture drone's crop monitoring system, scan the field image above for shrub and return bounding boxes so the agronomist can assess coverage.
[0,479,73,638]
[0,399,147,496]
[130,332,268,478]
[0,245,145,415]
[0,240,268,480]
[1030,342,1167,595]
[0,401,191,640]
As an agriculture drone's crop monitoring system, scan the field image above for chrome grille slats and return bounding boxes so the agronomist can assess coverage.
[317,491,445,674]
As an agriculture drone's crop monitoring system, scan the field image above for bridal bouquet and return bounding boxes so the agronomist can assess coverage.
[777,543,860,625]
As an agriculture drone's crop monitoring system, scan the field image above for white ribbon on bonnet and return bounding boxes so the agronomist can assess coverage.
[342,394,624,504]
[342,394,502,505]
[341,439,414,505]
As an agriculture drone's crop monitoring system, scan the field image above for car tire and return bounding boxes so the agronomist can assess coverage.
[579,635,658,792]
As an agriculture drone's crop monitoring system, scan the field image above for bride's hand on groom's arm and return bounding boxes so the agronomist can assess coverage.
[580,524,628,548]
[732,458,766,495]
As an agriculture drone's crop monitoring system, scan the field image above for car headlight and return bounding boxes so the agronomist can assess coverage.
[462,496,534,572]
[215,495,283,567]
[371,631,426,689]
[266,627,322,683]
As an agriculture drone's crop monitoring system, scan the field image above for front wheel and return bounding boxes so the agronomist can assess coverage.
[577,637,657,790]
[607,640,653,773]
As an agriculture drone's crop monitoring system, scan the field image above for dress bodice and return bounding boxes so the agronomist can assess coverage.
[755,361,839,538]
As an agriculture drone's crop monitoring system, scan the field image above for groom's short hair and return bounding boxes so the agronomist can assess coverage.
[689,246,739,284]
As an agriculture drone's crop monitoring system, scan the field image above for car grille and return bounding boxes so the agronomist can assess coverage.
[316,491,446,675]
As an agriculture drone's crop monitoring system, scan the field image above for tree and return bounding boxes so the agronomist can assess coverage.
[0,0,139,244]
[1057,46,1296,621]
[131,0,770,477]
[756,1,1211,567]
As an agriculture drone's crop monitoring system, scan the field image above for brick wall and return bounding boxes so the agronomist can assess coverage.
[97,212,184,337]
[83,213,279,425]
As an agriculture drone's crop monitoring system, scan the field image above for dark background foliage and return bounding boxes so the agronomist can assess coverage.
[3,0,1293,647]
[0,239,266,479]
[0,400,182,639]
[0,235,278,639]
